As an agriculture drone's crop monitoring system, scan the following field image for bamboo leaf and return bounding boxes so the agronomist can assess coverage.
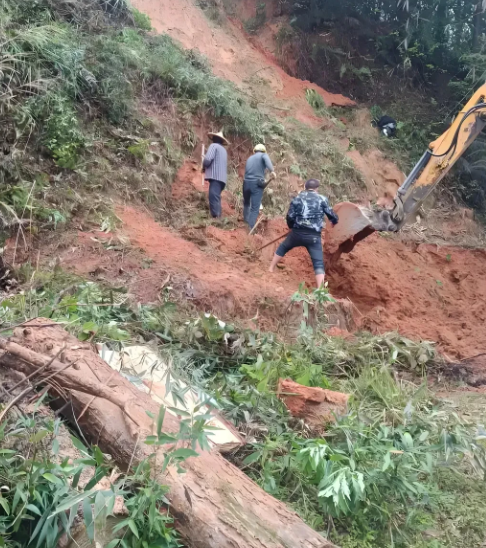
[156,405,166,437]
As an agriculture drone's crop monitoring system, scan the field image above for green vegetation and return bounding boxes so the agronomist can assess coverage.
[285,0,485,100]
[1,271,485,548]
[244,2,267,34]
[0,406,185,548]
[199,0,224,24]
[286,119,365,202]
[0,0,270,234]
[273,0,486,210]
[0,282,216,547]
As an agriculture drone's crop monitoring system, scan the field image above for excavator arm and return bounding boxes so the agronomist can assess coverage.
[325,84,486,256]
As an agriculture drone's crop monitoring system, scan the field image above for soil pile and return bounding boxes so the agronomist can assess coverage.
[328,234,486,358]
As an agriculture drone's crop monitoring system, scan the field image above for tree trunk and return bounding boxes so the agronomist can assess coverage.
[473,2,483,52]
[0,318,336,548]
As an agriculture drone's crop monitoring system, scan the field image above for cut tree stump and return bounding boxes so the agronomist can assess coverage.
[278,378,349,430]
[0,318,337,548]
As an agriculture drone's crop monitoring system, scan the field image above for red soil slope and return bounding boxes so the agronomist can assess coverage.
[131,0,355,127]
[109,160,486,359]
[115,200,486,359]
[17,156,485,360]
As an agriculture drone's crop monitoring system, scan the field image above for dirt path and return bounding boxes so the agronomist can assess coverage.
[117,204,315,321]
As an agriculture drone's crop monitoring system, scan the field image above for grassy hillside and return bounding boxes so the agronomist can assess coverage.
[0,0,367,245]
[0,2,486,548]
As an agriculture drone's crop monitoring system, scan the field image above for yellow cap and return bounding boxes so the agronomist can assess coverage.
[254,144,266,153]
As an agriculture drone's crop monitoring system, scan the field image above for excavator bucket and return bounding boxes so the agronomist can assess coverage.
[324,202,376,257]
[324,201,401,260]
[324,201,399,261]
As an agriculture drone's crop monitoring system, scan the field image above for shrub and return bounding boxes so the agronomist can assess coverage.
[42,94,86,168]
[244,2,266,34]
[131,7,152,31]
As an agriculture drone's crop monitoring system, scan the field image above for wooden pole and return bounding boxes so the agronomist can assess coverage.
[249,214,266,236]
[256,231,290,252]
[201,144,205,186]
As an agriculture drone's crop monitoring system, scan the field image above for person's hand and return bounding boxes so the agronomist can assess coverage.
[271,171,277,180]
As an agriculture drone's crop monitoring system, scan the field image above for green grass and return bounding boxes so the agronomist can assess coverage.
[0,0,270,237]
[1,268,485,548]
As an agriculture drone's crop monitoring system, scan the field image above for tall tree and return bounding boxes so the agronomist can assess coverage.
[472,1,484,52]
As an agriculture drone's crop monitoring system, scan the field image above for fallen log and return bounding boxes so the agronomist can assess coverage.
[0,318,336,548]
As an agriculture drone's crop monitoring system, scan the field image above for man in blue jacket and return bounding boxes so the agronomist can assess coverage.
[269,179,339,288]
[243,144,276,230]
[203,131,229,218]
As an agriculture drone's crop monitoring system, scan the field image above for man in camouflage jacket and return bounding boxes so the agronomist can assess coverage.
[269,179,339,288]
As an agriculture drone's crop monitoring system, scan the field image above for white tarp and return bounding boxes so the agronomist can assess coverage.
[98,345,243,452]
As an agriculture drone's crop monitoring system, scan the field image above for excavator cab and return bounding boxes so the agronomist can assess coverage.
[325,84,486,258]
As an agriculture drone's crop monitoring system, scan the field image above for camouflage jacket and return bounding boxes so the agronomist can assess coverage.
[286,191,339,233]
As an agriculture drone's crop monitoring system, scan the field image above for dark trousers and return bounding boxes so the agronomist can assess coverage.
[276,229,325,275]
[208,179,225,218]
[243,179,264,229]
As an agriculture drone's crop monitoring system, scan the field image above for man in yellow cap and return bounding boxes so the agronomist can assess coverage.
[242,144,276,230]
[203,131,229,218]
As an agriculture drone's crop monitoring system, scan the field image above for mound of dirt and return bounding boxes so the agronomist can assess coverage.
[346,149,405,203]
[328,233,486,359]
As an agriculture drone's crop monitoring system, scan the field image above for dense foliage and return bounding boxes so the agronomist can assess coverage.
[271,0,486,211]
[284,0,486,95]
[0,408,183,548]
[1,272,485,548]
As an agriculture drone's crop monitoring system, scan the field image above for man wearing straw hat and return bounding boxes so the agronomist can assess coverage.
[203,131,229,218]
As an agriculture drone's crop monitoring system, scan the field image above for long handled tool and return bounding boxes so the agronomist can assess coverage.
[201,144,205,186]
[255,230,289,252]
[249,174,276,236]
[248,214,266,236]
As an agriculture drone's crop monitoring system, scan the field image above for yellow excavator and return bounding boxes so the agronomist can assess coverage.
[325,84,486,257]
